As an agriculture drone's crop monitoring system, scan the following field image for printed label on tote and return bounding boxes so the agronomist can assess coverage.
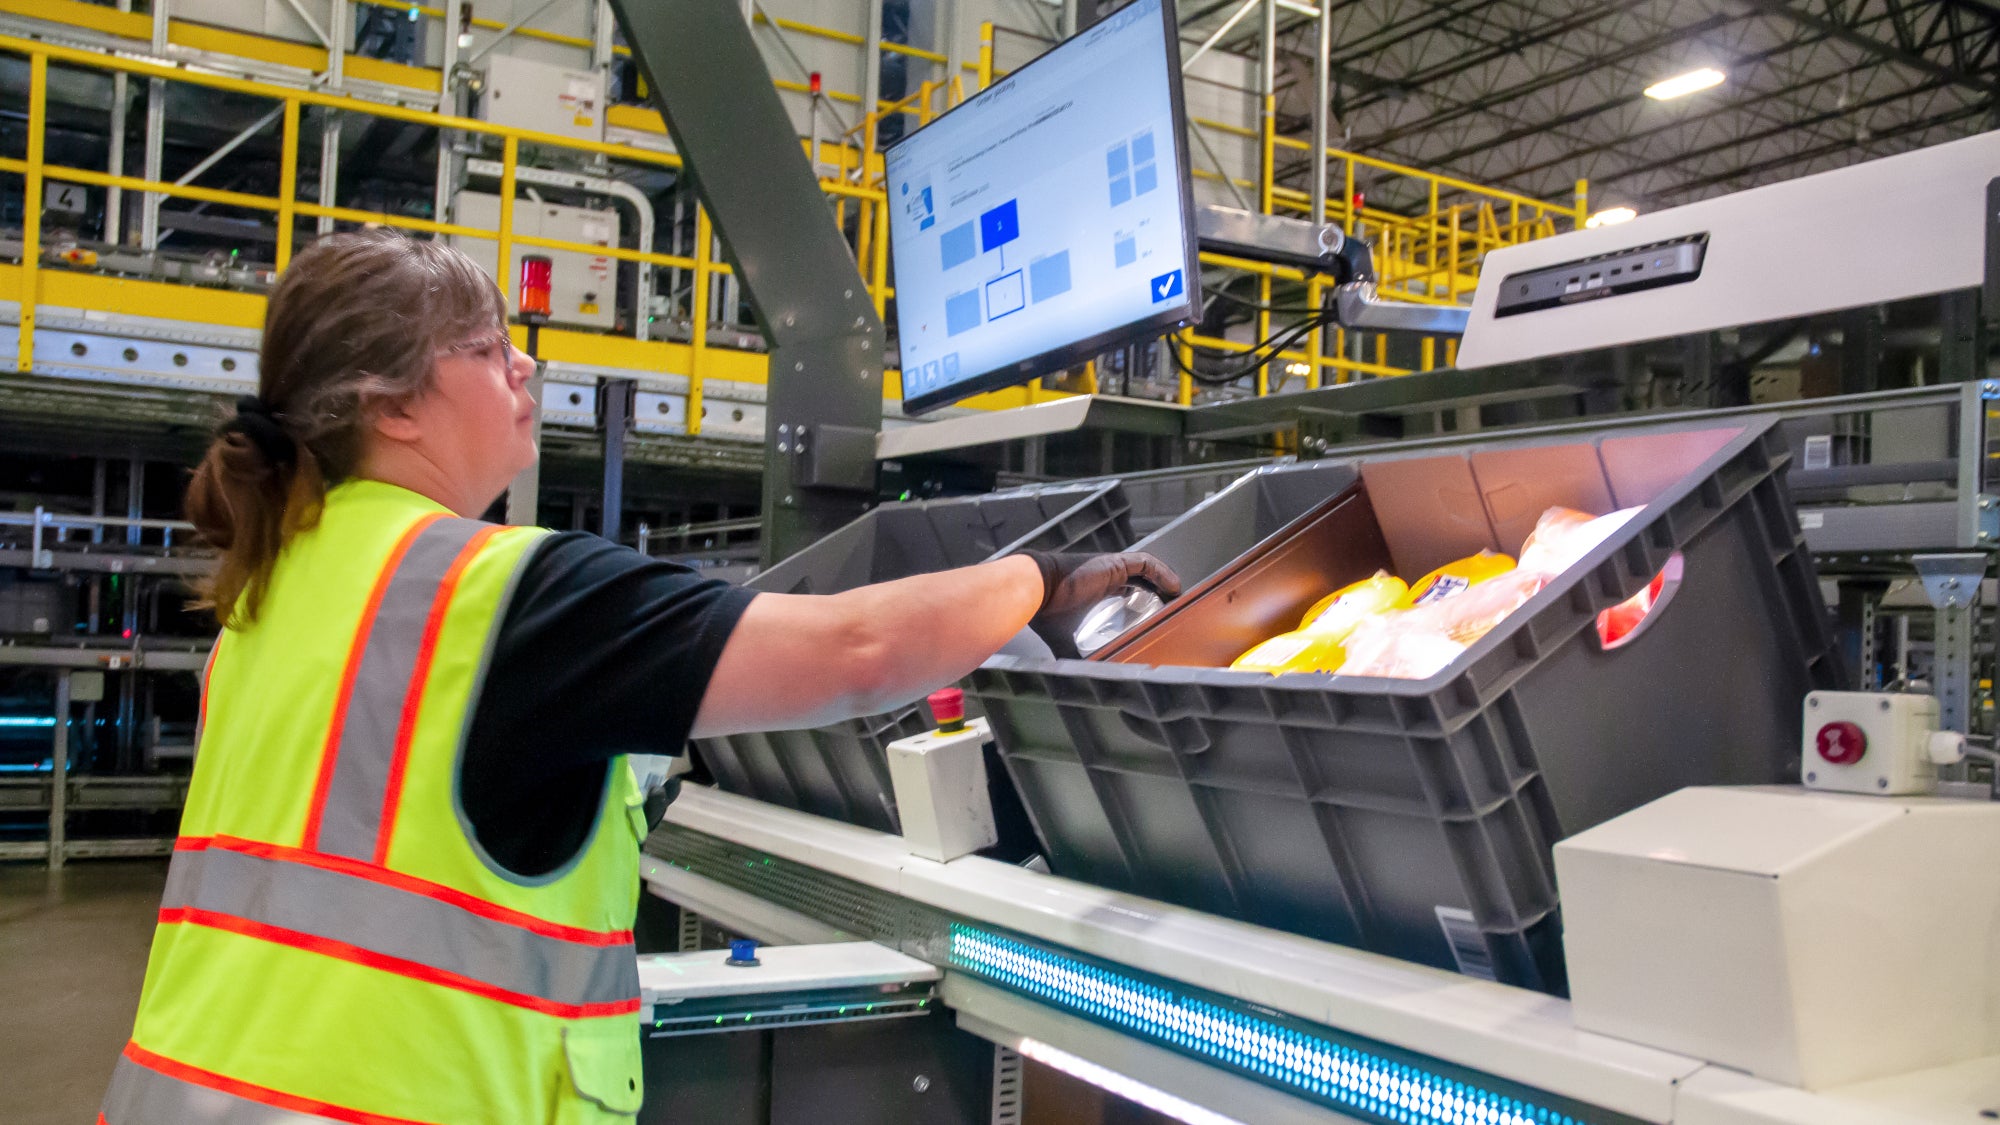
[1434,907,1496,981]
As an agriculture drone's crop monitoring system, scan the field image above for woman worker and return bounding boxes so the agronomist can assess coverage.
[102,231,1178,1124]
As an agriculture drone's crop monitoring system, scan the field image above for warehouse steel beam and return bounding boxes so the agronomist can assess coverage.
[1350,11,1740,151]
[607,0,884,564]
[1750,0,2000,100]
[1320,0,1635,111]
[1661,99,1993,198]
[1580,75,1958,191]
[1489,31,1862,183]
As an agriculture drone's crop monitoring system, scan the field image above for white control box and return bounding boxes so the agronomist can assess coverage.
[1556,785,2000,1090]
[887,717,998,864]
[479,53,604,144]
[452,193,619,331]
[1801,690,1939,796]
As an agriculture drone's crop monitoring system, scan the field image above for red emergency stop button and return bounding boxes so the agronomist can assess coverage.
[1815,721,1867,765]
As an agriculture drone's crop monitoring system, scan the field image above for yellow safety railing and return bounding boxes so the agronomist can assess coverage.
[7,2,1580,419]
[0,33,898,437]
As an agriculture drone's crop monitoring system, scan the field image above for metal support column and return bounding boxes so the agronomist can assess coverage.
[599,377,636,542]
[435,0,464,228]
[1940,289,1982,384]
[49,670,71,870]
[1259,0,1276,215]
[860,0,885,160]
[610,0,885,565]
[594,0,618,66]
[326,0,346,88]
[142,79,166,251]
[1915,553,1988,735]
[943,0,964,104]
[106,0,134,245]
[142,0,169,251]
[1835,580,1887,689]
[1310,0,1329,225]
[1985,177,1998,340]
[21,53,44,374]
[318,110,341,235]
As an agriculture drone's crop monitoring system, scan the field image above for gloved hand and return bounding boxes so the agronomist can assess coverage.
[1017,550,1182,659]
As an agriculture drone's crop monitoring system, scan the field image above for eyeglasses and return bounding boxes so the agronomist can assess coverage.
[437,331,515,363]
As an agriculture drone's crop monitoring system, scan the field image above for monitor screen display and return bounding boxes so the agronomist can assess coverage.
[885,0,1201,414]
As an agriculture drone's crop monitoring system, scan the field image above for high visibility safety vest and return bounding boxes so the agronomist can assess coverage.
[103,480,650,1125]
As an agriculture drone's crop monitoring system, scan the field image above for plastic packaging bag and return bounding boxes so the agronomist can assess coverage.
[1336,570,1550,678]
[1230,629,1354,674]
[1516,506,1644,576]
[1298,571,1408,633]
[1406,550,1516,606]
[1233,571,1408,674]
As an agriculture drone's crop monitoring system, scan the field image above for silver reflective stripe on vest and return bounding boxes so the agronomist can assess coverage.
[164,844,639,1009]
[102,1054,361,1125]
[315,518,486,861]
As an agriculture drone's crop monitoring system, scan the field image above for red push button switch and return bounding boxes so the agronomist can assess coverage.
[1815,721,1867,765]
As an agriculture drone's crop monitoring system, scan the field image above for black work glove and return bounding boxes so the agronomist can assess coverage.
[1018,550,1182,659]
[643,776,682,831]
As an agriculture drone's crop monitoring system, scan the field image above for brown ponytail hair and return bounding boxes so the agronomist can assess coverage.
[187,230,505,629]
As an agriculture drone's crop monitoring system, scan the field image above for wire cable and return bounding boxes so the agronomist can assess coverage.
[1171,307,1340,386]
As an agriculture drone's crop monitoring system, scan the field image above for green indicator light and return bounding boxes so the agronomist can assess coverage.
[714,1017,723,1024]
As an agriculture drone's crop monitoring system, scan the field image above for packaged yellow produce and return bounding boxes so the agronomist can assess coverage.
[1406,549,1515,606]
[1230,629,1352,674]
[1298,571,1409,634]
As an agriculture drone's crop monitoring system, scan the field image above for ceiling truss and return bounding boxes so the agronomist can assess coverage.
[1180,0,2000,213]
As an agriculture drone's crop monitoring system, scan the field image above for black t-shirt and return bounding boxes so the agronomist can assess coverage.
[460,532,756,876]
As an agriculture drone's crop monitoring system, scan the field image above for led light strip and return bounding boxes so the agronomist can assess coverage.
[949,925,1620,1125]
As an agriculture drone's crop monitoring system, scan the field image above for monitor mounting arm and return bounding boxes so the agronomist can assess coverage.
[1192,204,1471,337]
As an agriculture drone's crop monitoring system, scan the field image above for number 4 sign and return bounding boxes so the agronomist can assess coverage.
[44,182,86,215]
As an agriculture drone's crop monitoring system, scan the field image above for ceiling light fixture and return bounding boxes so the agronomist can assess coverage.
[1645,67,1725,100]
[1586,206,1638,228]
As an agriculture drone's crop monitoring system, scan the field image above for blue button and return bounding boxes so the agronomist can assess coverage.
[727,938,760,966]
[1150,269,1184,303]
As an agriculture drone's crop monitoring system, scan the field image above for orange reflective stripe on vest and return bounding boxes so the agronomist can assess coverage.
[104,1042,440,1125]
[161,837,639,1017]
[304,516,495,862]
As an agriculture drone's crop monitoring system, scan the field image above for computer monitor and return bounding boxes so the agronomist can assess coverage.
[884,0,1202,415]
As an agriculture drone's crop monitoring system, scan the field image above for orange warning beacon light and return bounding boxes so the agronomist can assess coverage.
[518,255,553,324]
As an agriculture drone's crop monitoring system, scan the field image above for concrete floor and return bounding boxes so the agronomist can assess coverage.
[0,859,167,1125]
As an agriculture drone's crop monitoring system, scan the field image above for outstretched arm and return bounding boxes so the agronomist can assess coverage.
[690,550,1181,738]
[691,555,1043,738]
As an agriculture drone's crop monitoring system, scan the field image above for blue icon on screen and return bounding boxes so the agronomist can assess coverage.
[980,199,1020,251]
[1150,269,1184,303]
[922,361,940,390]
[941,353,960,378]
